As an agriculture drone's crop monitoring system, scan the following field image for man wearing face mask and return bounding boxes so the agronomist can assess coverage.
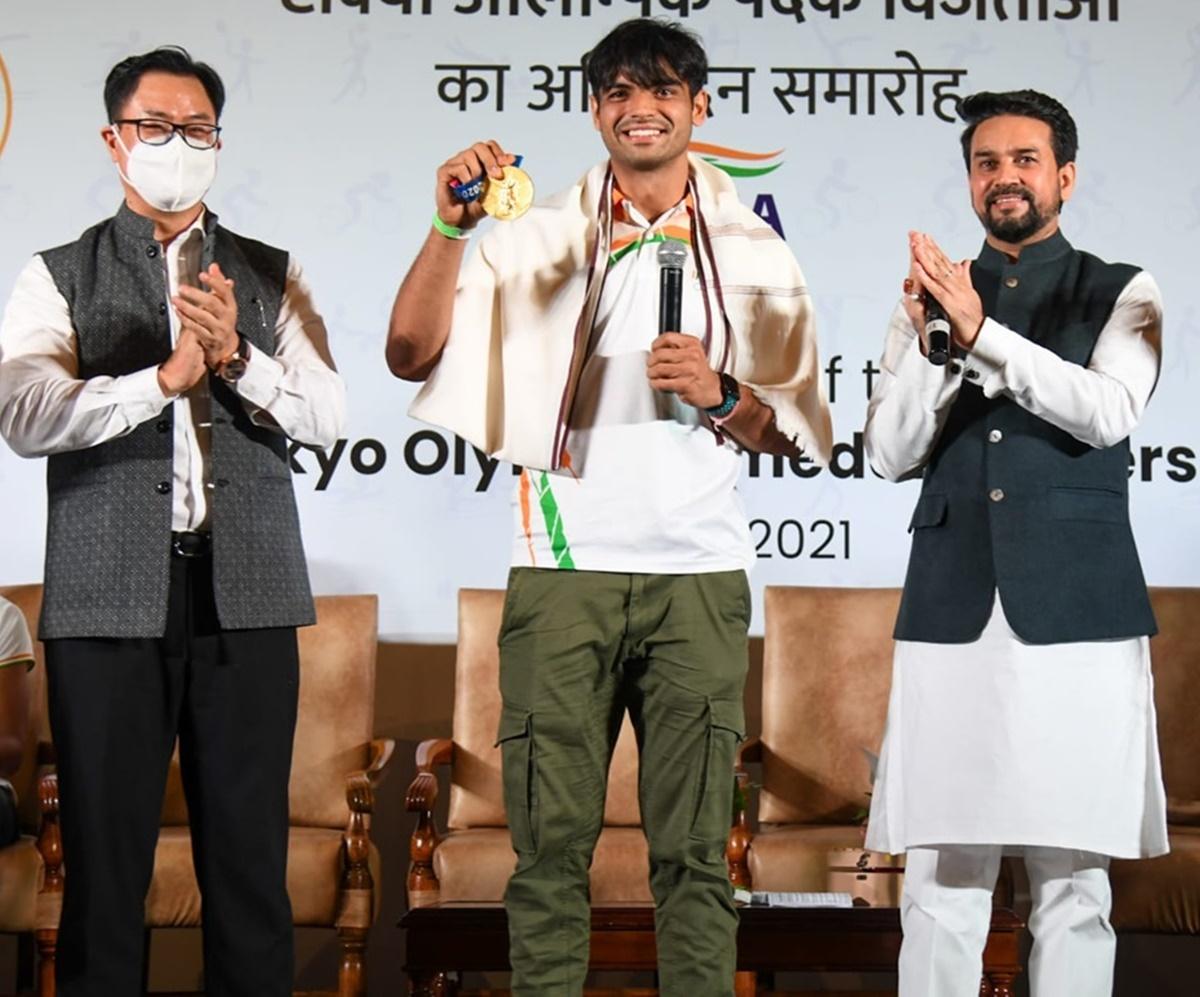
[0,46,343,995]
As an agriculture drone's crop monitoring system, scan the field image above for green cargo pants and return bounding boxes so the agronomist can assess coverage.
[497,568,750,997]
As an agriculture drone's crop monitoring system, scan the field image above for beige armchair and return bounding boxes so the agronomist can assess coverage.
[0,583,60,997]
[1109,587,1200,936]
[730,586,907,904]
[406,588,651,908]
[0,587,392,997]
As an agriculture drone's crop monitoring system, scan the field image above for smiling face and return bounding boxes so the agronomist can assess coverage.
[968,113,1076,252]
[590,68,707,176]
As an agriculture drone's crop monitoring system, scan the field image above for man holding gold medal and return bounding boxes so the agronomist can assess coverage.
[388,18,831,995]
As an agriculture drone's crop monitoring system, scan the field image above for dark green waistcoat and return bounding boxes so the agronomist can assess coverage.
[893,231,1157,645]
[37,204,315,639]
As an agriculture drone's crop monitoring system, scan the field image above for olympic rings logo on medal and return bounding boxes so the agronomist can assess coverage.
[0,52,13,161]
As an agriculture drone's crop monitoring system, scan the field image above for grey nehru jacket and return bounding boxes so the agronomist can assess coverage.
[37,204,315,639]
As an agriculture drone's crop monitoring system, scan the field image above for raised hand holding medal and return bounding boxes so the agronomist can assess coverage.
[443,143,532,219]
[477,156,533,221]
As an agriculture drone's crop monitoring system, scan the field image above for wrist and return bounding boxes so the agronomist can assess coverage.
[157,364,181,397]
[432,211,472,241]
[215,334,251,383]
[704,372,741,419]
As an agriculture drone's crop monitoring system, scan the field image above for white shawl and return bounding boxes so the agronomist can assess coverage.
[409,154,832,472]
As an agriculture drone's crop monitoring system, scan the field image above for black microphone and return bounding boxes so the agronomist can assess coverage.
[924,292,951,366]
[657,239,687,335]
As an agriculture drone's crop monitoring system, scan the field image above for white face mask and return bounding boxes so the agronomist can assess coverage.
[111,126,217,213]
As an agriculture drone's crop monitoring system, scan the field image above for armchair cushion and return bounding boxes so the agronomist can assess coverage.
[0,835,41,931]
[1111,827,1200,934]
[1148,589,1200,825]
[145,826,382,927]
[746,824,871,894]
[432,826,652,903]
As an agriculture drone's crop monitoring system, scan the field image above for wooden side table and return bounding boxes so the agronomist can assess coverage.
[400,902,1025,995]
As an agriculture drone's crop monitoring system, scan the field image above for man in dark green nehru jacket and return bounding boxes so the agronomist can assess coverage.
[863,90,1167,997]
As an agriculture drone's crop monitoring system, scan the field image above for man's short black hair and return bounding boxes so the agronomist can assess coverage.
[104,46,226,122]
[958,89,1078,169]
[584,18,707,100]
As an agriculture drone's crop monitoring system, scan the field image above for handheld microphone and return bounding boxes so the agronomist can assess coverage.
[924,292,951,366]
[657,239,687,336]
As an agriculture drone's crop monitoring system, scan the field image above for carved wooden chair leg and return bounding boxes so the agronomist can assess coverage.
[35,773,63,997]
[734,969,757,996]
[34,928,56,997]
[336,924,368,997]
[979,974,994,996]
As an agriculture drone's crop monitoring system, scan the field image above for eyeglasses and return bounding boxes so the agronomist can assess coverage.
[112,118,222,150]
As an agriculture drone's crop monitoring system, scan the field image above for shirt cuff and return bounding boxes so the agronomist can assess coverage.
[118,365,174,419]
[895,328,963,411]
[966,318,1019,394]
[229,349,284,408]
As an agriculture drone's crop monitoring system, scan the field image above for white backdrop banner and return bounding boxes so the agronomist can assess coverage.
[0,0,1196,639]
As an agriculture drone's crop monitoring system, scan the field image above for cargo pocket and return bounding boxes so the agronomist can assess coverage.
[688,698,746,843]
[495,705,538,854]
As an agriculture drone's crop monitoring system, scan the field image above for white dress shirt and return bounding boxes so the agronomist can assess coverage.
[863,269,1169,860]
[0,210,345,532]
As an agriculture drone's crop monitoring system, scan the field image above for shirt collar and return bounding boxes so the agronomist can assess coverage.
[975,228,1073,273]
[611,183,692,229]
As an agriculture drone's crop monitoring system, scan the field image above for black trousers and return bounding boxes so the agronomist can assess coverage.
[45,551,299,997]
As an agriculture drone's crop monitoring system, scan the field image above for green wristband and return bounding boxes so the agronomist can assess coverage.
[432,212,470,241]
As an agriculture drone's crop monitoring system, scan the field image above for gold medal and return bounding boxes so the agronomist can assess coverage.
[480,165,534,221]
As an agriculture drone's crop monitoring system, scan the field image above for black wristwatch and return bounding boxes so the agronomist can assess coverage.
[216,334,251,384]
[704,372,741,419]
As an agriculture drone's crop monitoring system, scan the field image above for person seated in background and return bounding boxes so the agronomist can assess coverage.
[0,595,35,847]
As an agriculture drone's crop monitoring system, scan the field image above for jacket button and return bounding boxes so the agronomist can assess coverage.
[949,361,962,375]
[1004,276,1019,289]
[966,369,981,381]
[146,245,159,259]
[155,481,171,495]
[989,488,1005,503]
[156,419,170,433]
[988,429,1003,444]
[158,302,168,315]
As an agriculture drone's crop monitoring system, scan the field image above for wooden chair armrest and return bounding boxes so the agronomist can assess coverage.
[406,738,453,814]
[405,738,453,907]
[345,738,396,815]
[735,735,762,771]
[37,770,64,889]
[338,740,396,937]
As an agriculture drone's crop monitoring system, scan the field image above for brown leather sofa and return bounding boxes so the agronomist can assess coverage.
[406,588,652,907]
[0,585,392,997]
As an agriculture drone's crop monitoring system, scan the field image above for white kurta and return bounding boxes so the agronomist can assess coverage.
[0,211,345,532]
[863,267,1169,860]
